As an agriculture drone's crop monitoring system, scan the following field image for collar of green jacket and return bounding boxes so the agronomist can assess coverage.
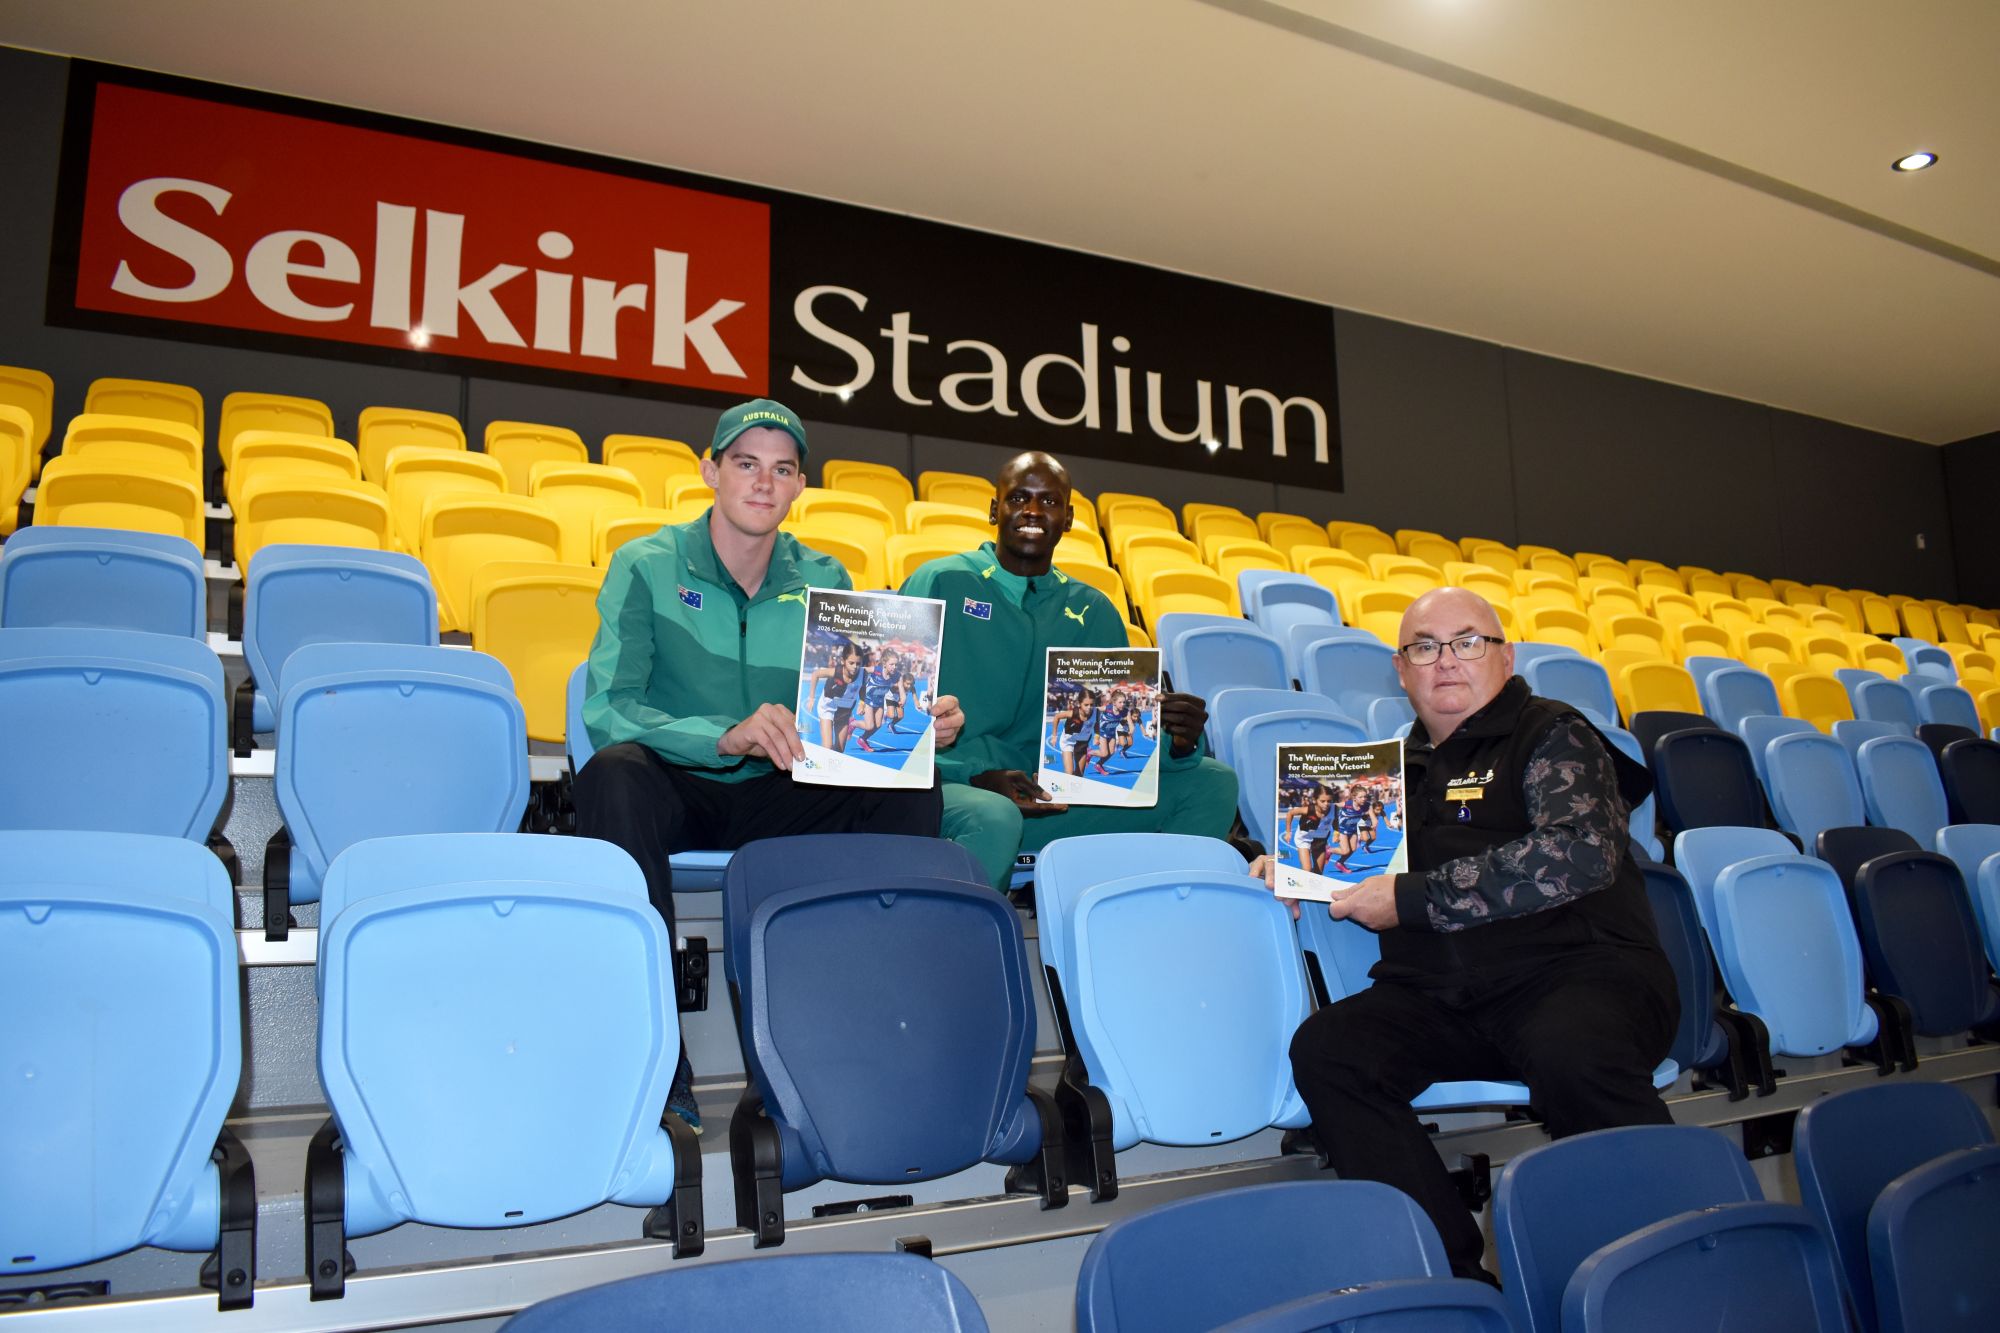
[677,508,811,605]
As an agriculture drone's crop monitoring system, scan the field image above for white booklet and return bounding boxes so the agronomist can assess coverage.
[1272,740,1409,902]
[1037,647,1163,807]
[793,587,945,788]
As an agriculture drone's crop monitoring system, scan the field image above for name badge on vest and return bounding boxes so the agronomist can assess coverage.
[962,598,992,621]
[1445,769,1494,821]
[678,586,702,610]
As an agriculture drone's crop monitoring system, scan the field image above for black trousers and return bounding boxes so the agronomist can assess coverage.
[571,741,945,931]
[1288,945,1678,1280]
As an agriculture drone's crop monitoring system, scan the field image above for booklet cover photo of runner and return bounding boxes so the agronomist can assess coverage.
[1272,740,1407,903]
[794,587,946,789]
[1037,647,1162,807]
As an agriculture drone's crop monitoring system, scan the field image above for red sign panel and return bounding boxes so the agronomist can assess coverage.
[72,82,770,393]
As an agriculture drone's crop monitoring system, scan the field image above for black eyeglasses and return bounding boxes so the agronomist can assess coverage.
[1397,634,1504,666]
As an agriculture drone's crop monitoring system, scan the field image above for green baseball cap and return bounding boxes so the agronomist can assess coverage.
[710,398,808,461]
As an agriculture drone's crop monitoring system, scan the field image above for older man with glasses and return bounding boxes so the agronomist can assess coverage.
[1272,586,1678,1286]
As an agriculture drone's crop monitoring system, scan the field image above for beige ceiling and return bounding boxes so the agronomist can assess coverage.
[4,0,1995,443]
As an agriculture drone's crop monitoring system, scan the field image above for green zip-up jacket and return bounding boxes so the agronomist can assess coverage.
[584,511,852,781]
[900,543,1205,784]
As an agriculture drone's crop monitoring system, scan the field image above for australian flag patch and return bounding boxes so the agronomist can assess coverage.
[963,598,992,620]
[678,586,702,610]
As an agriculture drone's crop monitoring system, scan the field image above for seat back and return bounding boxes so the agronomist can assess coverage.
[1704,666,1782,733]
[0,627,226,839]
[34,454,204,542]
[482,421,588,493]
[1850,852,1998,1037]
[1710,854,1876,1056]
[1794,1082,1995,1333]
[1367,693,1417,739]
[530,462,645,564]
[1241,570,1334,623]
[566,660,595,771]
[242,546,438,727]
[470,561,606,742]
[1672,825,1796,940]
[1936,823,2000,973]
[1855,735,1949,841]
[1854,677,1922,729]
[358,406,466,482]
[1895,637,1955,679]
[1229,707,1368,848]
[1298,637,1400,721]
[1206,687,1325,767]
[1867,1144,2000,1333]
[276,643,529,903]
[1563,1203,1847,1332]
[225,431,361,515]
[1652,728,1764,834]
[501,1252,990,1333]
[1523,654,1617,728]
[1836,718,1912,760]
[1641,864,1727,1073]
[420,494,564,631]
[1076,1179,1452,1333]
[0,526,205,635]
[1763,732,1866,851]
[1738,714,1818,785]
[384,447,507,551]
[1493,1123,1761,1333]
[1152,609,1253,672]
[235,474,391,570]
[1914,679,1983,732]
[600,434,700,509]
[318,833,682,1235]
[1170,624,1285,701]
[217,391,333,470]
[0,830,239,1271]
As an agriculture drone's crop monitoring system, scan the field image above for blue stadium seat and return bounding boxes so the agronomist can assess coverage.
[1257,602,1336,682]
[1701,665,1781,734]
[1914,679,1982,732]
[1834,666,1887,705]
[1650,727,1765,835]
[1075,1180,1503,1333]
[1601,724,1664,860]
[0,626,227,842]
[1641,863,1772,1099]
[1836,718,1912,762]
[1868,1143,2000,1333]
[1207,686,1339,766]
[1171,623,1287,701]
[1682,654,1745,699]
[307,833,700,1297]
[1849,852,2000,1037]
[1216,1283,1513,1332]
[500,1253,991,1332]
[1522,653,1617,728]
[0,830,254,1309]
[1673,825,1795,938]
[1893,637,1954,678]
[1510,641,1584,676]
[1739,714,1818,787]
[1852,676,1920,731]
[1564,1204,1846,1332]
[1935,823,2000,973]
[236,544,437,746]
[1366,692,1416,739]
[567,661,732,891]
[720,834,1060,1245]
[1763,731,1866,851]
[1229,706,1368,850]
[270,643,529,935]
[0,525,205,636]
[1855,734,1949,842]
[1299,636,1399,722]
[1283,622,1373,685]
[1493,1124,1762,1333]
[1032,834,1308,1193]
[1152,610,1246,681]
[1241,570,1336,623]
[1795,1082,1996,1333]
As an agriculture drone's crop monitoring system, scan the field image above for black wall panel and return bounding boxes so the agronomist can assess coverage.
[1770,411,1955,598]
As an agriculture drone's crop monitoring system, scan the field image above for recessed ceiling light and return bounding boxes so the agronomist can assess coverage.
[1891,151,1938,173]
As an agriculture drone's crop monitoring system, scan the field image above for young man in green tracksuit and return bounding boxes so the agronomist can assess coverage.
[573,398,964,1127]
[899,451,1239,888]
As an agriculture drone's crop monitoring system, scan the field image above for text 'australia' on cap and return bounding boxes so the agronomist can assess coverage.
[710,398,808,461]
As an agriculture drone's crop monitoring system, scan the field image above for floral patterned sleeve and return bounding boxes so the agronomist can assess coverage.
[1400,718,1631,933]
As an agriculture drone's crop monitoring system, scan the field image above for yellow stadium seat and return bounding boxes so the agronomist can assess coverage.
[384,447,508,554]
[1728,574,1775,602]
[33,455,202,543]
[1631,563,1684,594]
[1125,621,1154,648]
[1212,541,1288,588]
[1934,603,1973,647]
[530,461,646,564]
[470,560,606,743]
[1856,593,1900,637]
[1516,582,1584,616]
[792,488,895,540]
[602,435,702,508]
[1730,625,1795,671]
[1594,612,1668,656]
[1579,557,1635,588]
[1054,530,1109,565]
[420,494,563,632]
[1774,580,1817,606]
[1637,587,1698,622]
[0,365,55,483]
[906,500,993,540]
[1816,589,1863,631]
[1797,631,1854,672]
[1260,512,1327,551]
[1972,684,2000,734]
[1462,540,1520,575]
[225,432,360,515]
[663,496,712,524]
[1294,546,1370,580]
[1446,563,1516,605]
[1943,644,1997,685]
[1066,491,1099,535]
[1747,598,1806,628]
[1332,525,1397,563]
[1403,534,1462,570]
[916,470,993,508]
[358,406,466,483]
[61,415,205,498]
[235,474,390,570]
[1520,605,1597,656]
[1670,620,1733,661]
[1780,671,1854,733]
[1842,633,1905,675]
[1523,550,1580,583]
[886,533,976,585]
[484,421,588,493]
[1136,565,1237,627]
[1966,606,1998,630]
[1799,606,1847,631]
[664,474,714,510]
[1515,567,1580,598]
[1574,551,1621,571]
[1681,571,1729,598]
[1105,508,1179,560]
[793,522,888,589]
[217,392,333,477]
[0,405,33,534]
[1122,537,1206,600]
[1369,554,1445,594]
[1582,580,1644,613]
[1348,583,1415,622]
[1187,507,1259,549]
[1058,560,1132,620]
[594,508,678,565]
[1899,601,1941,644]
[1613,659,1700,720]
[820,458,914,529]
[1354,610,1404,646]
[84,377,203,435]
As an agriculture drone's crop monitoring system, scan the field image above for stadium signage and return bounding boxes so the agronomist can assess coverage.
[53,69,1342,487]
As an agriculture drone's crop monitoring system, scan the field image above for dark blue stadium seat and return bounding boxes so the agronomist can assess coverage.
[0,525,205,636]
[307,833,700,1297]
[720,834,1060,1245]
[1939,737,2000,824]
[1628,709,1723,769]
[1651,727,1765,835]
[0,830,254,1309]
[1075,1180,1503,1333]
[1641,863,1772,1099]
[501,1253,990,1332]
[1916,721,1979,764]
[1564,1203,1846,1332]
[1795,1082,1996,1333]
[1868,1143,2000,1333]
[1849,852,2000,1037]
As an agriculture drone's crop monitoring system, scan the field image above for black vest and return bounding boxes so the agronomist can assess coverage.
[1378,677,1665,982]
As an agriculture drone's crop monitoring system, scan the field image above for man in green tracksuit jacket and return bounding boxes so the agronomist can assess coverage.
[573,398,963,1128]
[900,451,1239,888]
